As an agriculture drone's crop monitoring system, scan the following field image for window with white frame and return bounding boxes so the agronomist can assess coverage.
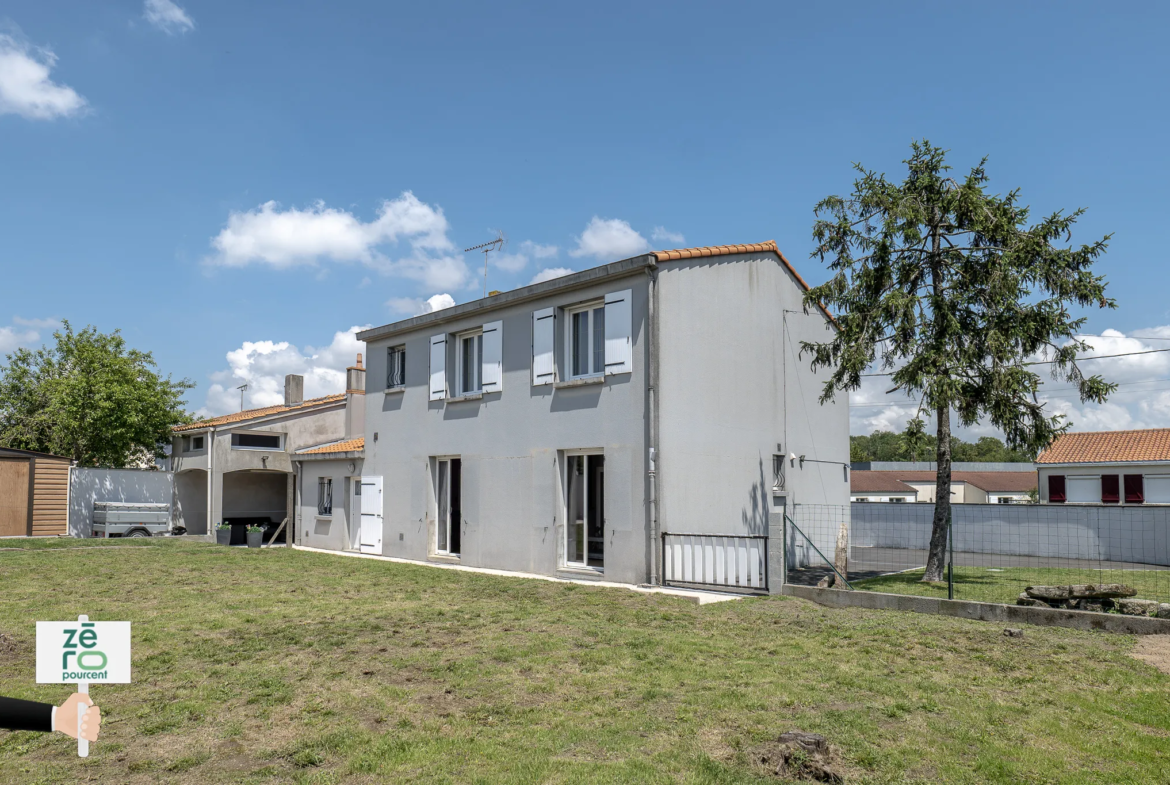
[434,458,462,555]
[386,345,405,389]
[457,330,483,395]
[191,435,204,451]
[318,477,333,516]
[565,452,604,570]
[565,302,605,379]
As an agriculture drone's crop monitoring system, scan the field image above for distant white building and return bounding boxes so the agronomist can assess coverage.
[850,467,1036,504]
[1036,428,1170,504]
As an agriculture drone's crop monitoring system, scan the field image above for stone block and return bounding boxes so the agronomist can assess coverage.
[1116,599,1160,617]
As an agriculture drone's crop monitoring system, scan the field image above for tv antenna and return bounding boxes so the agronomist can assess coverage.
[464,231,506,298]
[236,383,249,412]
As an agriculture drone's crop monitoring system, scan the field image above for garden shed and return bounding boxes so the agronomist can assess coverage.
[0,447,72,537]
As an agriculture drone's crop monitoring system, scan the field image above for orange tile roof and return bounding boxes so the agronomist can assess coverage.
[174,394,346,432]
[297,438,364,455]
[1036,429,1170,464]
[652,240,836,325]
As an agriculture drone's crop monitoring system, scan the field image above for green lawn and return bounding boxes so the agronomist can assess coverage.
[853,566,1170,606]
[0,540,1168,784]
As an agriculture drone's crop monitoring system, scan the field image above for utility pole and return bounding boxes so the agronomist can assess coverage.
[236,383,248,412]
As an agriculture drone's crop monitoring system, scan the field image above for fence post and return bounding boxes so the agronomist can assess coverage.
[781,510,788,588]
[947,507,954,601]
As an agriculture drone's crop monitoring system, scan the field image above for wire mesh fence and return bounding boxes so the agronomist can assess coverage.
[786,502,1170,609]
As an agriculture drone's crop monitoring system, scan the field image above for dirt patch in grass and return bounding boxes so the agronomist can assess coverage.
[1130,635,1170,675]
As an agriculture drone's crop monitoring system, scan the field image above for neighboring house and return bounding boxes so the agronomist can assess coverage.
[290,359,368,553]
[295,241,850,590]
[170,362,365,538]
[1037,428,1170,504]
[0,447,72,537]
[850,468,1036,503]
[850,472,917,503]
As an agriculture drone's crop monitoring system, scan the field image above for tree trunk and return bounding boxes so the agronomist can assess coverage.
[922,405,952,582]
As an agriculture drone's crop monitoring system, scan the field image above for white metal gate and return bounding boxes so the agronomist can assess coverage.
[662,533,768,591]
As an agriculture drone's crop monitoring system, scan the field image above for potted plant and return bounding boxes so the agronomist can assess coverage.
[216,521,232,546]
[246,524,265,549]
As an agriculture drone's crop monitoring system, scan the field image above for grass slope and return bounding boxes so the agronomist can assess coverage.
[0,540,1167,784]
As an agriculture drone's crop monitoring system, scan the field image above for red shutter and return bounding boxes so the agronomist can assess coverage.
[1124,474,1144,504]
[1048,475,1066,503]
[1101,474,1120,503]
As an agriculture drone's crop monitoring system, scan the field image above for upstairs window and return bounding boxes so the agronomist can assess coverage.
[191,435,204,451]
[387,346,405,389]
[231,432,283,451]
[318,477,333,516]
[566,302,605,379]
[457,330,483,395]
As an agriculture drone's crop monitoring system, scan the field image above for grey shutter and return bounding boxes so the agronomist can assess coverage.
[481,320,503,393]
[429,334,447,401]
[604,289,632,375]
[532,307,555,385]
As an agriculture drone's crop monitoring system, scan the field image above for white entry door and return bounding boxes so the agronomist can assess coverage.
[359,476,383,555]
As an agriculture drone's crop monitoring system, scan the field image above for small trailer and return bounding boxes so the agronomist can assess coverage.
[91,502,173,538]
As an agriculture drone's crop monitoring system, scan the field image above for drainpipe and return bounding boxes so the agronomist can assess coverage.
[206,426,215,541]
[295,460,303,547]
[647,257,660,585]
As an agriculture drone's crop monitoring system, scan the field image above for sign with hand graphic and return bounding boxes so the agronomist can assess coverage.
[36,616,130,757]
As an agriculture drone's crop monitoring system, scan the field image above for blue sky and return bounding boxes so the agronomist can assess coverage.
[2,1,1169,433]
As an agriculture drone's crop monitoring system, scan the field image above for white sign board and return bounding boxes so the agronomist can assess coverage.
[36,620,132,684]
[36,616,130,758]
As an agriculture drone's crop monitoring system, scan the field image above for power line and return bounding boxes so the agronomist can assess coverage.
[860,347,1170,377]
[849,375,1170,409]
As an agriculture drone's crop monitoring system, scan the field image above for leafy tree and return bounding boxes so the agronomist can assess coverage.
[850,427,1031,463]
[0,322,193,467]
[804,141,1115,581]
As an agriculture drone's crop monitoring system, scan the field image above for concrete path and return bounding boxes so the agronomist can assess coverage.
[291,545,745,605]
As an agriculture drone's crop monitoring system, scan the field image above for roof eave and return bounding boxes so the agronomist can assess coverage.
[293,450,366,462]
[357,255,653,343]
[173,397,348,434]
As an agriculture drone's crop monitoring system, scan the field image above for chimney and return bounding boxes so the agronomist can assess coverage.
[346,353,366,394]
[284,374,304,407]
[344,354,366,439]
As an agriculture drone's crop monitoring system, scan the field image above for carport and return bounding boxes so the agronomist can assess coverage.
[221,469,291,543]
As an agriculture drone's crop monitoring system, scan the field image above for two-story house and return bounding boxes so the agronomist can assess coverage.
[293,241,850,591]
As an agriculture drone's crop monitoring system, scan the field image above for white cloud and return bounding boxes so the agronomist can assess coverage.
[522,240,558,260]
[569,217,651,260]
[207,192,473,290]
[387,293,456,316]
[144,0,195,35]
[847,326,1170,441]
[199,326,370,416]
[0,34,87,120]
[651,226,685,246]
[0,316,59,355]
[529,267,574,285]
[491,252,529,273]
[483,240,559,274]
